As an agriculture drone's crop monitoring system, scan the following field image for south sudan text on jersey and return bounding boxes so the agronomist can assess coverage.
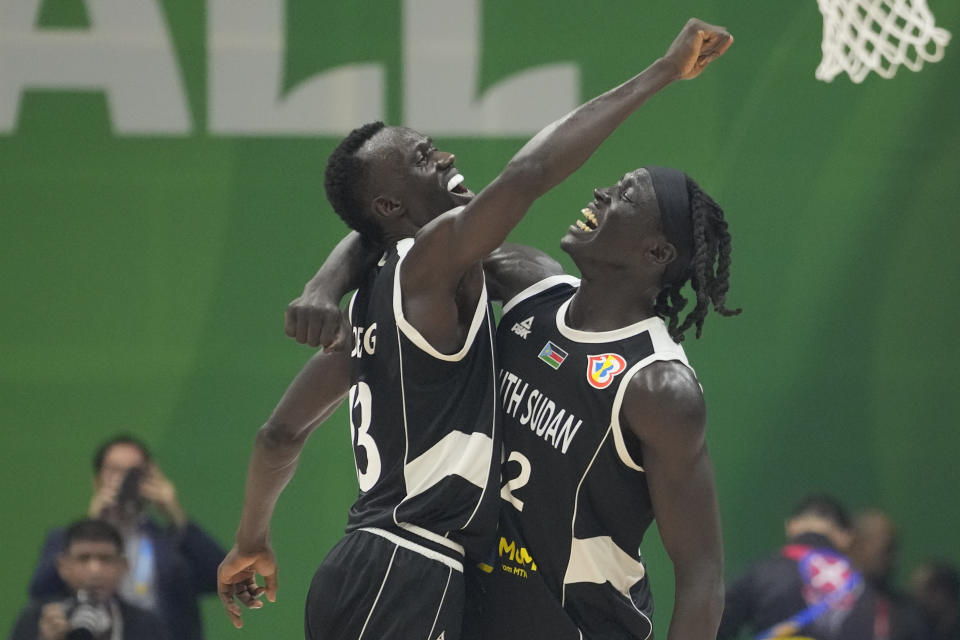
[497,369,582,454]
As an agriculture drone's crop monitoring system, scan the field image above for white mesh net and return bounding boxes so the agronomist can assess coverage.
[816,0,951,83]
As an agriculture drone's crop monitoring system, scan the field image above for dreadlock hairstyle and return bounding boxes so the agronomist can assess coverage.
[323,121,387,245]
[651,170,741,342]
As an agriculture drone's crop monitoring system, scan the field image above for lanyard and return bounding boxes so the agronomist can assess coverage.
[755,547,862,640]
[132,536,155,597]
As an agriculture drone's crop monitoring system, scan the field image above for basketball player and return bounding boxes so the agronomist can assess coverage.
[472,167,738,639]
[218,18,733,640]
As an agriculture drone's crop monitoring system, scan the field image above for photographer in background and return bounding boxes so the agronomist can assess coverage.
[9,519,169,640]
[28,435,224,640]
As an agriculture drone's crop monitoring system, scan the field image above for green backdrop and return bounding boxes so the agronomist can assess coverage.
[2,1,958,637]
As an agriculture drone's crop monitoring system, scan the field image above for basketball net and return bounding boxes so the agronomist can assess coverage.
[816,0,951,82]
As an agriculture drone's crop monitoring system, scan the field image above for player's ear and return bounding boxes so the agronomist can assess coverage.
[649,241,677,266]
[372,195,404,219]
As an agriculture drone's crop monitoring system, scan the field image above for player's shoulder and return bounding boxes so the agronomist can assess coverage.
[502,274,579,316]
[622,361,705,440]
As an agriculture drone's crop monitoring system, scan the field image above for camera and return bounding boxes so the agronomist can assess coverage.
[115,465,145,509]
[65,590,112,640]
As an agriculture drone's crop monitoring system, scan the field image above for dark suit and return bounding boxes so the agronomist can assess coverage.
[9,597,171,640]
[28,520,224,640]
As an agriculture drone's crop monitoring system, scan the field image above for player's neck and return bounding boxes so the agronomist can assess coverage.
[566,278,658,332]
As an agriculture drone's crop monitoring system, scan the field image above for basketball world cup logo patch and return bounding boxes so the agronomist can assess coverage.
[586,353,627,389]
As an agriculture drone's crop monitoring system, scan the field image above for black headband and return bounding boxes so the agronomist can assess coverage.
[643,166,693,285]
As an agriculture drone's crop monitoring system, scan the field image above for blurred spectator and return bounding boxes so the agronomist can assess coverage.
[9,519,169,640]
[28,435,224,640]
[850,509,931,640]
[718,494,874,639]
[911,561,960,640]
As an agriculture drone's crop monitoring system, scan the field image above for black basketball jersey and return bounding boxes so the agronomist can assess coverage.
[344,237,501,566]
[490,275,695,639]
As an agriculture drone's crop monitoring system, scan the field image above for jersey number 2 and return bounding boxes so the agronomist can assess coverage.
[500,451,531,511]
[349,382,382,492]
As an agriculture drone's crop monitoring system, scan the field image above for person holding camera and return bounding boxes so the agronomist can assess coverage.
[10,519,170,640]
[27,436,224,640]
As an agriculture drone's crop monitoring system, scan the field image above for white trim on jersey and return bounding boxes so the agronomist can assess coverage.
[455,311,499,532]
[348,290,358,324]
[397,522,465,556]
[555,298,670,344]
[502,274,580,316]
[562,425,611,608]
[402,429,495,500]
[564,535,647,595]
[392,237,490,362]
[609,319,693,472]
[359,527,464,572]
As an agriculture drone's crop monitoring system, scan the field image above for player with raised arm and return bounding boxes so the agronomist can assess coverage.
[220,18,733,640]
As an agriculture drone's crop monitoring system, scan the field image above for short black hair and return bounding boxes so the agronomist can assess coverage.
[92,434,151,474]
[789,494,851,530]
[324,121,387,244]
[655,176,741,342]
[64,518,124,554]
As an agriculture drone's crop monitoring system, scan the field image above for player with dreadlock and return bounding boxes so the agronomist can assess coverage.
[459,164,739,640]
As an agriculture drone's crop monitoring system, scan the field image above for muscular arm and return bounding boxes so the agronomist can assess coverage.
[234,348,351,549]
[403,20,732,351]
[218,348,351,627]
[621,361,724,640]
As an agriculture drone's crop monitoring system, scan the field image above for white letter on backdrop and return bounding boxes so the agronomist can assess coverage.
[403,0,579,136]
[0,0,191,135]
[208,0,385,135]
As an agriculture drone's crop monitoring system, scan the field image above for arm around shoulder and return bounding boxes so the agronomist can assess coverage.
[483,243,566,303]
[287,231,380,348]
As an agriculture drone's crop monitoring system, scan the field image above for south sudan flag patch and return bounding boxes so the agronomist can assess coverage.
[538,341,568,370]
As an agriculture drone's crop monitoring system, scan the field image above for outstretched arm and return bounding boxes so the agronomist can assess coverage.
[218,347,351,628]
[621,362,724,640]
[403,19,732,347]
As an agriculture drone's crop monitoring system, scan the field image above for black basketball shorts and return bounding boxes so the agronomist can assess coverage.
[305,527,465,640]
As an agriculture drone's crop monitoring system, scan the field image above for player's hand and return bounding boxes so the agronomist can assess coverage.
[662,18,733,80]
[285,288,350,349]
[38,602,69,640]
[217,544,278,629]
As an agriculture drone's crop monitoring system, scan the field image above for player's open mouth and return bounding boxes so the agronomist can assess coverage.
[574,207,599,232]
[444,171,474,203]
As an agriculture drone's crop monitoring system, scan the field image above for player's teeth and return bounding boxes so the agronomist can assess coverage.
[576,220,592,232]
[447,174,465,192]
[581,209,598,226]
